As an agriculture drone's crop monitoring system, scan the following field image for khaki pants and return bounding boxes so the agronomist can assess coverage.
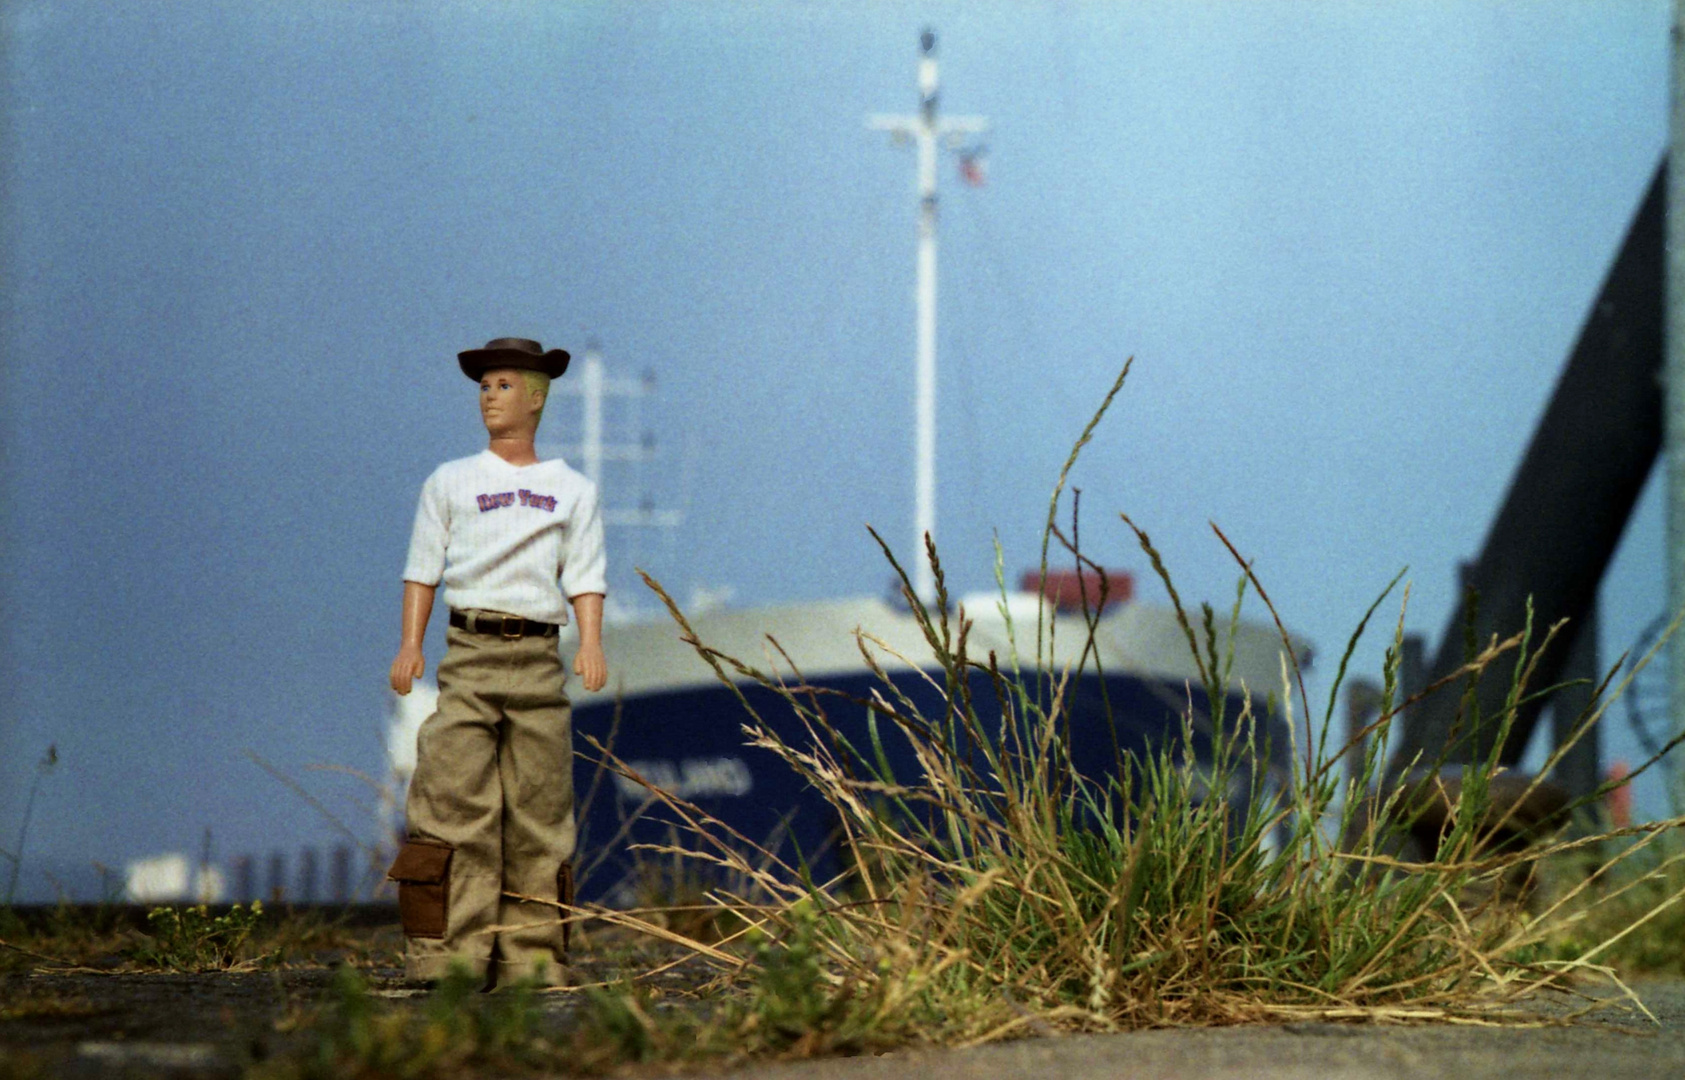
[388,612,576,986]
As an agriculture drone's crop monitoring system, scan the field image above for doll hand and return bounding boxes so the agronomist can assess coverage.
[390,645,425,695]
[574,643,608,693]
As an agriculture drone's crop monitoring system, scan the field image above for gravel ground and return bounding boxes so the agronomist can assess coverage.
[3,910,1681,1080]
[5,970,1683,1080]
[2,968,336,1078]
[0,939,715,1078]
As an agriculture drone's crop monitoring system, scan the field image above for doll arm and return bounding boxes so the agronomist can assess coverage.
[389,580,436,695]
[571,592,608,692]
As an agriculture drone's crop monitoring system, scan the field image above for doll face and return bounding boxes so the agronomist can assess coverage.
[479,367,542,438]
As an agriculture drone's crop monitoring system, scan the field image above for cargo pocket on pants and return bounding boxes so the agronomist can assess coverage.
[558,861,575,953]
[387,839,454,939]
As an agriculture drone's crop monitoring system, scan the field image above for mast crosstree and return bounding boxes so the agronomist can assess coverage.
[549,344,682,530]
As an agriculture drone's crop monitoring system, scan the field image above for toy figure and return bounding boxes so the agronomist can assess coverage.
[386,337,608,988]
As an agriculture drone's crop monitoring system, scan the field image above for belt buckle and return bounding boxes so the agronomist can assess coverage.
[499,615,524,640]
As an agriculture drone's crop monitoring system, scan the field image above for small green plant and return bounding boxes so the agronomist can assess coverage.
[129,902,268,971]
[255,963,553,1079]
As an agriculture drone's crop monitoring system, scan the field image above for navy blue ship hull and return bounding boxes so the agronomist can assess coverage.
[570,667,1274,903]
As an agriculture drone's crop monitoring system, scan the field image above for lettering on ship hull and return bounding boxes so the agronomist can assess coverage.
[615,757,754,802]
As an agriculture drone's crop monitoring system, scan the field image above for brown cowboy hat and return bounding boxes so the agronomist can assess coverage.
[457,337,571,382]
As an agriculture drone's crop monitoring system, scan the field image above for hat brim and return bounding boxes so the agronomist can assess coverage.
[458,348,571,382]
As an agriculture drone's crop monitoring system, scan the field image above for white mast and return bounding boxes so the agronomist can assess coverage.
[580,347,605,489]
[869,28,987,603]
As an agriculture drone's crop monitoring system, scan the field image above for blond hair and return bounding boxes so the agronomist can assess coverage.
[519,370,551,419]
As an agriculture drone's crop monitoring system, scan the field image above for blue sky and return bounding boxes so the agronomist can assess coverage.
[0,1,1674,899]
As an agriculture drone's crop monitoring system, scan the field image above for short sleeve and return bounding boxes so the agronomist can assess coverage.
[402,469,449,585]
[559,481,608,598]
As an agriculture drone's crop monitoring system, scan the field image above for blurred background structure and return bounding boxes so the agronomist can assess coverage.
[0,2,1676,901]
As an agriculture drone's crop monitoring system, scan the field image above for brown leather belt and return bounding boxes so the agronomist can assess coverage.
[449,610,559,640]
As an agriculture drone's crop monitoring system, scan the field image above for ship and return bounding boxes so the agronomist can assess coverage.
[567,571,1306,902]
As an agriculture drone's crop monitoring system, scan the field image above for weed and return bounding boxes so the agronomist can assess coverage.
[619,824,746,943]
[254,963,554,1079]
[727,897,946,1053]
[1534,823,1685,976]
[2,745,58,907]
[251,908,402,971]
[2,902,400,977]
[607,360,1685,1047]
[567,902,935,1071]
[0,900,134,973]
[129,902,270,972]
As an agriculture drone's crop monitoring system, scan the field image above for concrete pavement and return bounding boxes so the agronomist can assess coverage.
[690,981,1685,1080]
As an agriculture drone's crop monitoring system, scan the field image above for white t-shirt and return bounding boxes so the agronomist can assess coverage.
[402,450,607,625]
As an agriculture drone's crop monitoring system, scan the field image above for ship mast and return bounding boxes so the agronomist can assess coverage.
[869,28,987,603]
[546,342,682,621]
[551,343,681,529]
